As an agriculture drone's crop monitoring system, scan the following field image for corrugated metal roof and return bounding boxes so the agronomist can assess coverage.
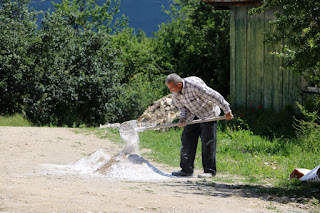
[202,0,262,8]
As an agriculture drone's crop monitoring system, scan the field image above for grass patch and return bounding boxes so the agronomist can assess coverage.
[0,114,32,126]
[95,127,122,143]
[139,128,183,166]
[137,123,320,208]
[138,123,319,187]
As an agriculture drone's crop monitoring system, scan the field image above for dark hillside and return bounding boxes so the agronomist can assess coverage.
[29,0,171,36]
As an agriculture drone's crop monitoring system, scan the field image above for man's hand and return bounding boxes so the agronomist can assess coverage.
[179,117,187,127]
[225,112,234,121]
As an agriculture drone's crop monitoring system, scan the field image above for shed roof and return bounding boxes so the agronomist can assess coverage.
[202,0,262,9]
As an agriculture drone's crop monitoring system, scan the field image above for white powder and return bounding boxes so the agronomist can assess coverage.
[65,148,111,174]
[45,121,172,181]
[96,153,171,181]
[55,149,171,181]
[119,120,140,155]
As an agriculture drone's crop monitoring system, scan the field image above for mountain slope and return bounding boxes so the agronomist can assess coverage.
[29,0,171,36]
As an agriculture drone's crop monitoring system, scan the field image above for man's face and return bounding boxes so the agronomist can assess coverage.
[167,82,182,93]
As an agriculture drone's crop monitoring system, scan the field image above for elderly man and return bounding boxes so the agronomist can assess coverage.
[166,73,233,178]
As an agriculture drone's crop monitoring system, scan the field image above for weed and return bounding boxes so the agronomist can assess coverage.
[266,202,277,211]
[293,102,320,153]
[96,128,122,143]
[0,113,32,126]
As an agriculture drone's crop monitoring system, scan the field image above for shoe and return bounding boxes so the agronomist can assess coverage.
[172,170,193,177]
[198,172,214,178]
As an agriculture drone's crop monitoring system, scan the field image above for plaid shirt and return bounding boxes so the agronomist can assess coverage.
[172,76,231,121]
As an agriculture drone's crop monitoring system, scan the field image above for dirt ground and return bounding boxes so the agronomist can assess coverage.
[0,126,314,213]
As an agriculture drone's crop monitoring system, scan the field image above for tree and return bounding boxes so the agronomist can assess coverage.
[108,28,167,122]
[53,0,127,33]
[136,29,147,43]
[111,28,163,83]
[0,0,39,115]
[251,0,320,87]
[153,0,230,96]
[23,11,122,126]
[0,0,166,124]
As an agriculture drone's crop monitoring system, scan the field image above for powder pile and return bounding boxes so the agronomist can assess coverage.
[46,120,171,181]
[62,149,170,181]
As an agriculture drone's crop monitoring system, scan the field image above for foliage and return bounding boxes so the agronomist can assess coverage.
[1,0,232,125]
[1,0,152,126]
[294,101,320,153]
[153,0,230,96]
[23,11,122,127]
[53,0,127,33]
[111,28,162,84]
[251,0,320,87]
[136,29,147,43]
[227,104,299,140]
[0,0,39,115]
[108,73,167,123]
[106,28,168,123]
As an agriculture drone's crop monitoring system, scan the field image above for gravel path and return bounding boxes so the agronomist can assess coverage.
[0,127,312,213]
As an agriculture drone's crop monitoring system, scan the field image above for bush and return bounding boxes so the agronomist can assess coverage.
[153,1,230,96]
[107,73,167,123]
[105,28,168,123]
[0,0,39,115]
[227,105,298,139]
[23,12,122,127]
[294,101,320,153]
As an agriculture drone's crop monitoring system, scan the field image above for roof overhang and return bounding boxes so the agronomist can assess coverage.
[202,0,262,9]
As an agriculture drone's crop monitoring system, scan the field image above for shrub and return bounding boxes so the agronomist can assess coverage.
[0,0,39,115]
[294,101,320,153]
[23,12,122,127]
[107,73,167,123]
[153,1,230,96]
[227,105,298,139]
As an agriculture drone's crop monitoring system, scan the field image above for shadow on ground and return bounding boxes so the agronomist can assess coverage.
[166,179,320,208]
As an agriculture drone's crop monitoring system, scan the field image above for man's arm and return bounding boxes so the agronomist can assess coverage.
[173,97,188,126]
[195,84,233,120]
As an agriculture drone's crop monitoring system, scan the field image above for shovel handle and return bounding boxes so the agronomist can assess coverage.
[136,116,226,131]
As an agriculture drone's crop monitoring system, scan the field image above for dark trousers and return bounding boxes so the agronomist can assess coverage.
[180,121,217,174]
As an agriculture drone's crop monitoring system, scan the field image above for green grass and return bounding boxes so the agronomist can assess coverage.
[0,114,32,126]
[136,124,320,209]
[139,128,183,166]
[137,124,319,186]
[94,127,122,142]
[99,125,319,189]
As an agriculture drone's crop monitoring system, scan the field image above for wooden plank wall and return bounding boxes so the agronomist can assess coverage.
[247,8,264,108]
[230,7,247,108]
[230,6,301,112]
[264,8,283,110]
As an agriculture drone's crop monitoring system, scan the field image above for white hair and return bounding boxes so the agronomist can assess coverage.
[166,73,183,86]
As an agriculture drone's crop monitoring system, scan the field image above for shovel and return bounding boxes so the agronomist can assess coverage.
[121,116,226,133]
[119,116,226,155]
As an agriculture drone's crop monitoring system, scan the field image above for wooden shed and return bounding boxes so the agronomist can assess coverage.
[203,0,303,112]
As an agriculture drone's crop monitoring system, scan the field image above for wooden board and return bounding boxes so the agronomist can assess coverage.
[229,6,302,112]
[246,7,265,110]
[264,8,283,111]
[233,6,248,108]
